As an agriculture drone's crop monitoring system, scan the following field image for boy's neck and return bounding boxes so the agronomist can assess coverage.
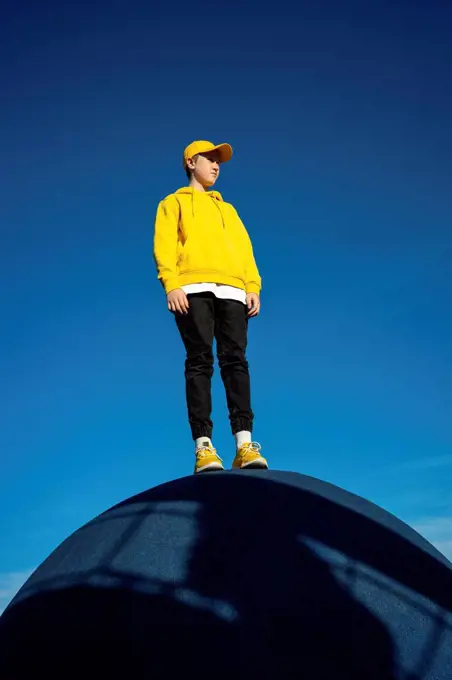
[189,177,208,193]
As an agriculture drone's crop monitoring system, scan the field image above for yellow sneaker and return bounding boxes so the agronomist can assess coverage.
[232,442,268,470]
[194,443,224,474]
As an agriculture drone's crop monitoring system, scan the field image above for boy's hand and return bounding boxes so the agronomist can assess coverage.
[246,293,260,317]
[167,289,189,314]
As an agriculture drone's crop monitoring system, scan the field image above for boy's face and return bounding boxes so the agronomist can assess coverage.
[189,150,221,187]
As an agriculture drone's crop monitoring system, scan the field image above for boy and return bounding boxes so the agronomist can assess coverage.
[153,140,268,474]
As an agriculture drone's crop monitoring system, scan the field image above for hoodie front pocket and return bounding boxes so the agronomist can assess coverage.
[178,235,211,274]
[177,237,193,273]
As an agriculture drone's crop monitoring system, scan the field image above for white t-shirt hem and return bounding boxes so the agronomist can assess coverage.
[182,283,246,304]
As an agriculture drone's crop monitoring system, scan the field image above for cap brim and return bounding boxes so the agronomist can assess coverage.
[212,143,233,163]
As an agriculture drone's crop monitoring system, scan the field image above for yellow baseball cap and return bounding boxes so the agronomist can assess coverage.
[183,140,233,168]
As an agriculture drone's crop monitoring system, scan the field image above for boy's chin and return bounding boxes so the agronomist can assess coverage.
[203,177,217,188]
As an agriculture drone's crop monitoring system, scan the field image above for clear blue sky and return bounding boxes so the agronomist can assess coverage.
[1,0,451,607]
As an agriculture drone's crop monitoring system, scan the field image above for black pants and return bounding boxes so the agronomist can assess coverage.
[175,292,254,440]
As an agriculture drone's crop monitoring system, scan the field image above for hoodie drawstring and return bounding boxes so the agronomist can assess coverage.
[183,188,224,227]
[213,198,225,229]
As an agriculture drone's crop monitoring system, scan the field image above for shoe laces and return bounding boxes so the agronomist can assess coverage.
[241,442,262,454]
[196,445,222,461]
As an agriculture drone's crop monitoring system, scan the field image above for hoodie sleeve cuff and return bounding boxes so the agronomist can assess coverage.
[245,282,261,295]
[163,277,181,295]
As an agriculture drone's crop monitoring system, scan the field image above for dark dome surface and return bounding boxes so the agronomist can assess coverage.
[1,469,451,679]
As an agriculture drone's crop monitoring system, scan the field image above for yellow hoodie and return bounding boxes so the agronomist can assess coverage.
[153,187,261,295]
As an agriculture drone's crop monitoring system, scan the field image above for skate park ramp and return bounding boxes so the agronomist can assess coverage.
[1,469,451,679]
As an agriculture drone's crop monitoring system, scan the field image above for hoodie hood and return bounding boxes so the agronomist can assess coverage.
[175,186,224,220]
[175,187,223,202]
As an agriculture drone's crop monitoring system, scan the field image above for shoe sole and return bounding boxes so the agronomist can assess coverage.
[195,462,224,474]
[236,459,269,470]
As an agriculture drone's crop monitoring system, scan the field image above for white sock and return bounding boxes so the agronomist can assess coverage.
[235,431,252,449]
[195,437,213,450]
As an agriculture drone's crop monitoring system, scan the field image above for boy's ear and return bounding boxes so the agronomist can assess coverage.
[186,153,199,171]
